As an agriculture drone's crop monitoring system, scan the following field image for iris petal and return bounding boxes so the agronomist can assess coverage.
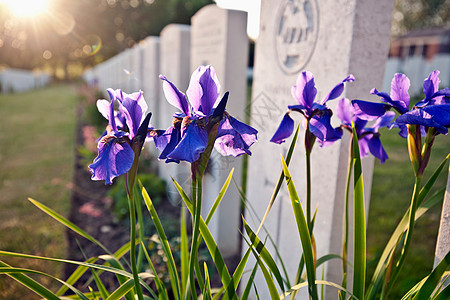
[395,104,450,135]
[368,135,388,163]
[89,133,134,185]
[389,73,410,113]
[160,75,190,115]
[309,112,342,146]
[322,74,355,104]
[215,116,258,156]
[167,124,208,163]
[292,71,317,110]
[187,65,220,116]
[352,100,390,120]
[270,113,295,144]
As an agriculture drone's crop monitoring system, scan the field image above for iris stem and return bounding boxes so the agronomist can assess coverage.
[126,177,144,300]
[384,174,422,298]
[341,137,354,299]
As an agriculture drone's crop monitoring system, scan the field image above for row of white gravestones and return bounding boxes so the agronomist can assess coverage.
[0,68,50,94]
[243,0,394,299]
[85,5,249,258]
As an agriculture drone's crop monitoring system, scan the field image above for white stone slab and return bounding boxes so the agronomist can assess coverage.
[434,166,450,289]
[159,24,191,204]
[140,36,161,128]
[243,0,394,299]
[190,4,249,258]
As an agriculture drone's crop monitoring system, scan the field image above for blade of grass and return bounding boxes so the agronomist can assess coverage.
[91,267,109,300]
[180,205,189,294]
[256,124,300,235]
[243,217,285,293]
[281,280,359,299]
[366,187,445,299]
[141,186,181,300]
[281,156,318,300]
[0,261,60,300]
[433,280,450,300]
[352,123,366,300]
[141,241,169,300]
[240,259,259,300]
[106,278,135,300]
[412,252,450,300]
[0,266,89,300]
[172,179,235,300]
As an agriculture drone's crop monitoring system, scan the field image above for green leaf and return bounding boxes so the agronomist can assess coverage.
[243,217,285,293]
[172,179,236,300]
[0,260,60,300]
[281,280,359,299]
[28,198,110,254]
[418,153,449,205]
[0,266,89,300]
[412,252,450,300]
[241,259,259,300]
[0,251,142,280]
[256,124,300,235]
[280,156,318,300]
[56,256,98,296]
[366,187,445,300]
[141,241,169,300]
[352,123,366,300]
[433,281,450,300]
[141,186,181,300]
[205,168,234,224]
[180,205,189,294]
[106,279,135,300]
[91,267,109,300]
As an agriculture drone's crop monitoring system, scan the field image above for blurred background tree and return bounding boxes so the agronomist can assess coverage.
[0,0,448,80]
[0,0,213,79]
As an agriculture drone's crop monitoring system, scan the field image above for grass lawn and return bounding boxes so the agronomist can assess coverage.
[367,126,448,299]
[0,84,77,299]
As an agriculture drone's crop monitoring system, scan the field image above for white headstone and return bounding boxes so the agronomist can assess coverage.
[140,36,161,127]
[159,24,191,203]
[434,167,450,282]
[243,0,394,298]
[190,4,249,258]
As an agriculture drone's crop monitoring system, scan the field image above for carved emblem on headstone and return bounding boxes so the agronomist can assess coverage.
[275,0,318,74]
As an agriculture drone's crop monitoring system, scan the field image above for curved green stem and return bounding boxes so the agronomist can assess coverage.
[306,150,312,233]
[384,175,422,298]
[127,184,144,300]
[341,138,354,298]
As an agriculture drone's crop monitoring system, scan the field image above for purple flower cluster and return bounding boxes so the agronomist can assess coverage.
[89,65,258,184]
[270,70,449,163]
[353,70,450,138]
[89,89,152,184]
[154,65,258,164]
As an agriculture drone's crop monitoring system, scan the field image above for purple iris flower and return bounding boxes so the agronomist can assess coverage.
[89,89,151,185]
[270,71,354,145]
[352,71,450,138]
[337,98,395,163]
[156,65,258,164]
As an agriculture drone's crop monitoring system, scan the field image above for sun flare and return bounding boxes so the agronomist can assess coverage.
[0,0,50,18]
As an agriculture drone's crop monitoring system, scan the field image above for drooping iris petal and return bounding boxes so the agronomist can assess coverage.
[322,74,355,104]
[187,65,220,116]
[367,134,388,163]
[309,111,343,146]
[89,131,134,185]
[389,73,410,113]
[215,115,258,156]
[157,127,182,163]
[291,71,317,110]
[358,135,371,158]
[118,91,146,139]
[270,113,295,144]
[160,75,190,116]
[167,123,208,163]
[395,104,450,135]
[352,100,390,120]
